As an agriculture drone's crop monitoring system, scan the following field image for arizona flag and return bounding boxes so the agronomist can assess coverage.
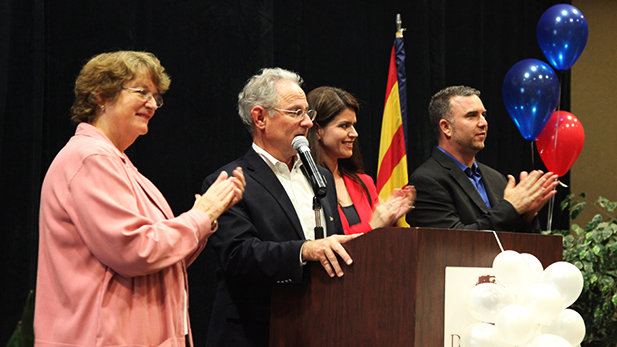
[376,15,409,227]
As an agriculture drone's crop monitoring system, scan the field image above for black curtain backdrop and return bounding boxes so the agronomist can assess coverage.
[1,0,571,344]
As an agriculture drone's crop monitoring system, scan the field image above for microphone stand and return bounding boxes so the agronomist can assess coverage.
[313,196,324,239]
[300,160,325,239]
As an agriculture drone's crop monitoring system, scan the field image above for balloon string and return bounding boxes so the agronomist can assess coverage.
[531,141,535,167]
[554,70,565,153]
[546,194,555,231]
[492,231,505,253]
[557,70,564,113]
[544,71,562,230]
[544,70,564,230]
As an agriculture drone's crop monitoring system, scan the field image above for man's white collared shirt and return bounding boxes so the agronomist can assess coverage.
[252,143,326,241]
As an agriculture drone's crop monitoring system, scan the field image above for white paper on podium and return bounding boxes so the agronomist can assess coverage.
[444,266,496,347]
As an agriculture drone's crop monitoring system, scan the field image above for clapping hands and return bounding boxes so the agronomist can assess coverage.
[193,167,246,224]
[503,170,558,225]
[370,185,416,229]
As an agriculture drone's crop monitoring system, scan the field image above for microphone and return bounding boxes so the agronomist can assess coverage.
[292,136,327,198]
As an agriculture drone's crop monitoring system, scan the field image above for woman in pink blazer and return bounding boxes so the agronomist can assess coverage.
[34,51,245,347]
[307,86,414,235]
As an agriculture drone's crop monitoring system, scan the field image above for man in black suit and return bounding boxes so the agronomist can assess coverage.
[407,85,558,232]
[202,68,360,347]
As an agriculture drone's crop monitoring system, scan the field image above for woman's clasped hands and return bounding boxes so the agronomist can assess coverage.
[193,167,245,224]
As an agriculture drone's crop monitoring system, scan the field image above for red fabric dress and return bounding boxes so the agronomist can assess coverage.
[338,173,380,235]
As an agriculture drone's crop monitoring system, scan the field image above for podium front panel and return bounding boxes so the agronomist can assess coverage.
[270,227,562,346]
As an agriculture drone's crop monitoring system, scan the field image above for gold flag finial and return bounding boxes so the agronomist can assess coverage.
[396,13,406,38]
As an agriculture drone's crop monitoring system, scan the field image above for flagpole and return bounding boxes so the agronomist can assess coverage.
[396,13,406,38]
[377,14,410,227]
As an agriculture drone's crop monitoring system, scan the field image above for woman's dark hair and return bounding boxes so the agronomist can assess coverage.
[307,86,373,206]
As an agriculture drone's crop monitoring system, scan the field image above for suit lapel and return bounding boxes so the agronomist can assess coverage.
[317,167,341,236]
[432,148,490,213]
[244,149,306,240]
[320,194,338,236]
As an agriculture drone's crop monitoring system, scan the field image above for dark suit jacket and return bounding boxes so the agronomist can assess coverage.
[201,147,343,347]
[406,147,539,232]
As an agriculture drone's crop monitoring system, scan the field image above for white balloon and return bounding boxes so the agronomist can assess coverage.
[467,283,516,323]
[517,283,563,325]
[460,322,514,347]
[542,309,586,346]
[495,304,537,345]
[493,250,533,295]
[525,333,572,347]
[539,262,584,308]
[521,253,544,283]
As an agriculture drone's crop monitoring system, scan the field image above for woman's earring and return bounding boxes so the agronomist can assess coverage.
[100,105,105,111]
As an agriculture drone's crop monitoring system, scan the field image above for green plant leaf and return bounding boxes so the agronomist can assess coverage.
[563,234,575,249]
[602,223,615,241]
[594,306,604,323]
[570,201,587,220]
[6,290,34,347]
[600,277,615,293]
[598,196,610,208]
[561,193,575,210]
[579,248,589,260]
[585,231,594,242]
[586,214,603,232]
[573,260,584,270]
[592,227,606,243]
[593,244,605,256]
[572,224,583,236]
[602,300,611,311]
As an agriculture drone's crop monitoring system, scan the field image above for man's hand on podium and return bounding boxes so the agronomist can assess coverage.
[301,234,362,278]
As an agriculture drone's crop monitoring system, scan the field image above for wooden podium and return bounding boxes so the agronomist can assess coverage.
[269,227,562,346]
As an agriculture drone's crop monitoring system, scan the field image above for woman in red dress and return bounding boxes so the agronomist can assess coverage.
[307,86,415,234]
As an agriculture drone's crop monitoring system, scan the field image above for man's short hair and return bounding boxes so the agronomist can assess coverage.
[429,85,480,139]
[237,67,303,133]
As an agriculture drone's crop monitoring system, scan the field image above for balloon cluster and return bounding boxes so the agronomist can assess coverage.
[461,251,585,347]
[502,4,588,176]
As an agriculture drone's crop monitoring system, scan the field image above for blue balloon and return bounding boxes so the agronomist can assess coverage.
[537,4,589,70]
[502,59,561,140]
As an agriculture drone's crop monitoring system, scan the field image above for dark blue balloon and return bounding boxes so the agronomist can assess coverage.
[502,59,561,140]
[537,4,589,70]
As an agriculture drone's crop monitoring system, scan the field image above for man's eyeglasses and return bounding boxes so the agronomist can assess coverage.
[123,87,164,108]
[268,107,317,121]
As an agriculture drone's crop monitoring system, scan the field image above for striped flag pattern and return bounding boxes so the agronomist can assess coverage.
[376,31,409,227]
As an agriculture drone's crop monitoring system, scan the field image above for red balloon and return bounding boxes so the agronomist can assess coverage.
[536,111,585,177]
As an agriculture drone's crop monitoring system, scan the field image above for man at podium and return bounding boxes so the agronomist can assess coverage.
[201,67,361,347]
[407,86,558,232]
